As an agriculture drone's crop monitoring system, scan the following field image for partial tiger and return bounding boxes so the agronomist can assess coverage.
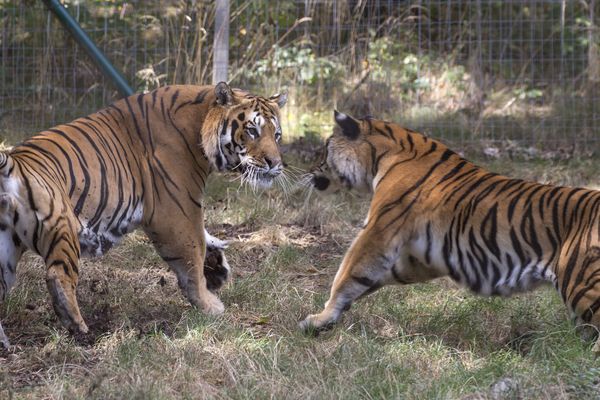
[300,111,600,346]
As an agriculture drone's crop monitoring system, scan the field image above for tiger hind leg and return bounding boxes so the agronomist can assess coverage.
[0,193,24,348]
[204,229,230,292]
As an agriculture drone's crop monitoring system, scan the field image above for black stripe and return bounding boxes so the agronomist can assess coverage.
[20,174,41,254]
[170,89,180,109]
[406,132,414,152]
[152,89,158,108]
[442,219,460,282]
[161,256,183,262]
[581,297,600,322]
[419,141,438,158]
[425,222,432,264]
[221,118,229,136]
[123,97,145,142]
[137,93,146,119]
[480,203,500,260]
[188,192,203,208]
[351,275,377,288]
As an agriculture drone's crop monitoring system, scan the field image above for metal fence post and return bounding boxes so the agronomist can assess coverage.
[41,0,134,97]
[213,0,230,84]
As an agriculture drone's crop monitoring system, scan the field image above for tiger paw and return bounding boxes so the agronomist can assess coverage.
[593,336,600,356]
[299,314,334,335]
[67,320,89,335]
[0,193,14,213]
[0,321,11,350]
[200,292,225,316]
[204,246,231,292]
[0,334,10,350]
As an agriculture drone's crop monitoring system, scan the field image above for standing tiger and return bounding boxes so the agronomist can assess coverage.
[0,82,287,347]
[300,111,600,344]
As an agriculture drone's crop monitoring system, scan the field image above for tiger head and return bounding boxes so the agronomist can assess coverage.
[309,110,374,194]
[202,82,288,189]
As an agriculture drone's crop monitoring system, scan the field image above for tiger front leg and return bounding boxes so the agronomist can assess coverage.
[299,230,395,332]
[165,252,225,315]
[147,225,225,316]
[44,231,88,334]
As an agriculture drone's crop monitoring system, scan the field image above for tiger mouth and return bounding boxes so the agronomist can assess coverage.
[235,164,281,189]
[235,164,280,176]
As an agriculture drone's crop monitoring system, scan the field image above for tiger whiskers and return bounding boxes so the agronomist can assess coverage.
[230,156,300,195]
[228,160,246,183]
[291,172,316,215]
[297,172,314,189]
[284,165,306,182]
[241,166,260,193]
[275,169,296,199]
[276,166,306,192]
[285,164,306,174]
[230,158,261,192]
[301,184,315,226]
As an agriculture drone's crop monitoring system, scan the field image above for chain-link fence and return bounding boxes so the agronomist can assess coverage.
[1,0,599,152]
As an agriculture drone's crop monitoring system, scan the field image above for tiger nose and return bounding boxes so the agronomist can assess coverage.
[265,156,281,170]
[312,175,330,191]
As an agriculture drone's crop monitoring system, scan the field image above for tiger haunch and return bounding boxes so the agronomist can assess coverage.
[0,83,287,346]
[300,111,600,343]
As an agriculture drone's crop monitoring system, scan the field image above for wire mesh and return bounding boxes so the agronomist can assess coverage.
[0,0,598,152]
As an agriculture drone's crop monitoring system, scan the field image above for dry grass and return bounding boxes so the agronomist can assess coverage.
[2,154,600,399]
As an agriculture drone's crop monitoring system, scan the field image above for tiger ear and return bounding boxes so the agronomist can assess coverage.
[215,81,234,106]
[334,110,361,140]
[269,90,288,108]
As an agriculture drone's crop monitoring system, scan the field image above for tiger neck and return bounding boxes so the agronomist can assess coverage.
[118,88,213,164]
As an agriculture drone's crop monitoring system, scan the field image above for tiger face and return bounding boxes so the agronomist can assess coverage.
[309,110,374,193]
[205,82,287,190]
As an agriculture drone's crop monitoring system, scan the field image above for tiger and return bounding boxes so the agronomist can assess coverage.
[0,82,287,347]
[299,110,600,346]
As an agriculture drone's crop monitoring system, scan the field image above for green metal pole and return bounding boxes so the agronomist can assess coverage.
[41,0,134,97]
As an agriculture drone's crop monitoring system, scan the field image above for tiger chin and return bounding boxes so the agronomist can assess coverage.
[300,110,600,350]
[0,82,287,347]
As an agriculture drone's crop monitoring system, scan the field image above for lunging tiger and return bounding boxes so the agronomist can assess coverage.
[300,110,600,343]
[0,82,287,347]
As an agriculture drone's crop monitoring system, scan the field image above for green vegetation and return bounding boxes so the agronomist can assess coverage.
[2,155,600,399]
[1,1,598,149]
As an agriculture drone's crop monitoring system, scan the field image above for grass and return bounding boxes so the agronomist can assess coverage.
[2,153,600,399]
